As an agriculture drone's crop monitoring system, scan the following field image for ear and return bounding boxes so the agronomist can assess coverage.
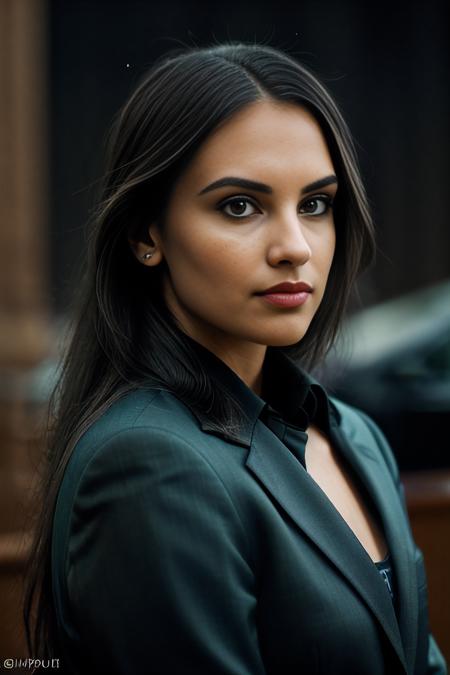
[128,222,164,267]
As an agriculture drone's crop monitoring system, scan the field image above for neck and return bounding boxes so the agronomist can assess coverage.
[187,333,267,395]
[210,343,267,395]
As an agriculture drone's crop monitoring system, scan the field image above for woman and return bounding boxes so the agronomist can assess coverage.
[24,42,446,674]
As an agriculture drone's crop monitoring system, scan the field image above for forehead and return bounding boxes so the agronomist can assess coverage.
[178,100,335,190]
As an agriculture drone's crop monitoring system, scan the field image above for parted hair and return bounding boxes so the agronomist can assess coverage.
[23,41,375,662]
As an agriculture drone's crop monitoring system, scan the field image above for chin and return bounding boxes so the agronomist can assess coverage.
[255,326,310,347]
[267,336,306,347]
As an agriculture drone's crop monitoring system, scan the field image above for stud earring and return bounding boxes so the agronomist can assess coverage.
[142,251,154,260]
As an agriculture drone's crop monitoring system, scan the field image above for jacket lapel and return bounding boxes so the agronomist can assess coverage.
[333,413,419,675]
[246,421,409,673]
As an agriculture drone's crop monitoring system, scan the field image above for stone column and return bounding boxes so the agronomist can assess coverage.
[0,0,49,658]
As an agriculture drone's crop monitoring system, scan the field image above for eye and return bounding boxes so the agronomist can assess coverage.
[299,195,333,216]
[218,196,260,219]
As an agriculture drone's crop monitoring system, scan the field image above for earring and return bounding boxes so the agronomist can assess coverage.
[142,251,154,260]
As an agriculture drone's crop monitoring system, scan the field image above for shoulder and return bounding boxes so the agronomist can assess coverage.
[55,385,251,530]
[53,386,246,558]
[51,388,254,643]
[59,387,219,492]
[330,396,400,483]
[75,386,199,448]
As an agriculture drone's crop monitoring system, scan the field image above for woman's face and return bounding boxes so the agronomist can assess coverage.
[143,100,337,359]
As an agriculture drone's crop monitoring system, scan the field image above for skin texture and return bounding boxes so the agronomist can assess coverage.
[131,100,337,393]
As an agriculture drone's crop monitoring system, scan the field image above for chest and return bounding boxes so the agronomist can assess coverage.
[305,425,388,562]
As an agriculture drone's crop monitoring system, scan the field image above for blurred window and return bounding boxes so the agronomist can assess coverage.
[393,334,450,381]
[423,336,450,377]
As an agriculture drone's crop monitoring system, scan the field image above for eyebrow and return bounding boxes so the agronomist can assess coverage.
[197,174,338,196]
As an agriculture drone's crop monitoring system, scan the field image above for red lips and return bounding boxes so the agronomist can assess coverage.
[257,281,313,295]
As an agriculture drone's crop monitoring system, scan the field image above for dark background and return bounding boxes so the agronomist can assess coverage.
[48,0,449,313]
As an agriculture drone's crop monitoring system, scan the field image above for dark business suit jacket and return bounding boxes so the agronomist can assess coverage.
[51,347,447,675]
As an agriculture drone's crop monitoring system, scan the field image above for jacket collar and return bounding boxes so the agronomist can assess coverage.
[181,336,340,447]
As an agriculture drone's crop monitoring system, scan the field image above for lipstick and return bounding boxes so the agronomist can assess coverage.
[256,281,312,307]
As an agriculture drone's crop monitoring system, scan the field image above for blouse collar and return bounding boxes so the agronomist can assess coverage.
[180,335,340,447]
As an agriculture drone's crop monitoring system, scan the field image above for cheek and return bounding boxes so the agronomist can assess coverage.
[163,227,246,301]
[311,226,336,276]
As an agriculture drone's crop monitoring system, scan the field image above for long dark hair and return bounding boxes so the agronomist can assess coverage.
[23,41,375,660]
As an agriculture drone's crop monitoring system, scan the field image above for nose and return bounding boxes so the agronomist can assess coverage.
[266,211,312,267]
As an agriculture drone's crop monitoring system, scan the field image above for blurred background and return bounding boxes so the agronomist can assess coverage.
[1,0,449,664]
